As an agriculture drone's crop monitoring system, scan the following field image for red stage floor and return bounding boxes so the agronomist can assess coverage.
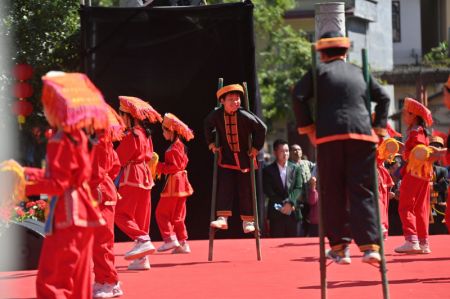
[1,235,450,299]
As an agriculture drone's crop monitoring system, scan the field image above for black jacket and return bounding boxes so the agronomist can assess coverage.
[263,161,303,220]
[204,106,267,171]
[293,59,390,144]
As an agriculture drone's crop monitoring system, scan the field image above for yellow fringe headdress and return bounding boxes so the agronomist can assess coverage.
[41,72,109,132]
[406,144,433,180]
[162,113,194,141]
[118,96,162,123]
[0,160,25,222]
[377,138,401,163]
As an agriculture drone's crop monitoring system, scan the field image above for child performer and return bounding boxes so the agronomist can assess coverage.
[376,126,402,240]
[395,97,446,254]
[115,96,162,270]
[155,113,194,253]
[91,105,124,298]
[204,84,267,233]
[25,72,108,299]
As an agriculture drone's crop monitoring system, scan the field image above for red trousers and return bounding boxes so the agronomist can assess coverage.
[155,197,188,242]
[398,173,430,240]
[93,205,118,284]
[115,186,151,241]
[36,226,94,299]
[378,183,389,232]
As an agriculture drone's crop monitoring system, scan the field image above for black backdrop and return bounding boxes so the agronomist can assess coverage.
[80,1,265,240]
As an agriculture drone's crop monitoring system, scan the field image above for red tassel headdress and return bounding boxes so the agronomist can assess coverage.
[118,96,162,123]
[41,72,109,132]
[162,113,194,141]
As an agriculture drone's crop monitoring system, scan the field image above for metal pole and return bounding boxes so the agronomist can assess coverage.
[311,44,327,299]
[362,48,390,299]
[242,82,262,261]
[208,78,223,261]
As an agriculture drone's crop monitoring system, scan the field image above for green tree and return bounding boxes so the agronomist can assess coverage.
[1,0,311,129]
[423,42,450,67]
[210,0,311,125]
[1,0,81,129]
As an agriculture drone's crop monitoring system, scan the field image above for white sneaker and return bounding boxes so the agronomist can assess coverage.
[326,247,351,265]
[420,243,431,254]
[128,256,151,270]
[93,281,123,298]
[210,216,228,229]
[111,282,123,297]
[242,221,255,233]
[172,242,191,254]
[93,282,104,298]
[157,240,180,252]
[394,241,421,254]
[362,250,381,264]
[124,240,155,260]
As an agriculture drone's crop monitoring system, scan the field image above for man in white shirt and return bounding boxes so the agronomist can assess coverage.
[263,139,303,237]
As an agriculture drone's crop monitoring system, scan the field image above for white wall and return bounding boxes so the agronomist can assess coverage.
[393,0,422,65]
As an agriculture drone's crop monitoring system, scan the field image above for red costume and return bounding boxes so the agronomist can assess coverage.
[90,133,121,285]
[26,130,105,299]
[377,160,394,236]
[115,126,154,241]
[398,98,433,245]
[156,137,193,243]
[114,95,162,245]
[25,72,109,299]
[376,131,401,238]
[153,113,194,252]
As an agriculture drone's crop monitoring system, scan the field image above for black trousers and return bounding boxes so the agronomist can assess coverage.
[216,167,253,218]
[317,139,380,248]
[269,214,297,238]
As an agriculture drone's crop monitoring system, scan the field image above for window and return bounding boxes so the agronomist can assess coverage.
[392,1,401,42]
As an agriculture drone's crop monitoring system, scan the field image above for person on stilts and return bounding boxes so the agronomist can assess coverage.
[204,84,267,234]
[292,31,390,264]
[155,113,194,254]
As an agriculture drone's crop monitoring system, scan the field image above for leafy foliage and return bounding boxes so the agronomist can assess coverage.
[209,0,311,125]
[423,42,450,67]
[1,0,311,129]
[0,0,81,129]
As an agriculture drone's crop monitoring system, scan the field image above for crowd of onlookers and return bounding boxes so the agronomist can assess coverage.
[262,136,449,238]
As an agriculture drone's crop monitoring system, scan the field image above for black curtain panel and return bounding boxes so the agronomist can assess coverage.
[80,1,265,240]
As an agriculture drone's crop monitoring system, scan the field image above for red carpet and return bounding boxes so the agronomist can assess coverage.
[1,235,450,299]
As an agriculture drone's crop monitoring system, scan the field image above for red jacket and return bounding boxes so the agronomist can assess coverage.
[89,134,121,205]
[116,126,154,190]
[156,138,193,198]
[401,126,430,179]
[403,126,428,161]
[25,130,104,229]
